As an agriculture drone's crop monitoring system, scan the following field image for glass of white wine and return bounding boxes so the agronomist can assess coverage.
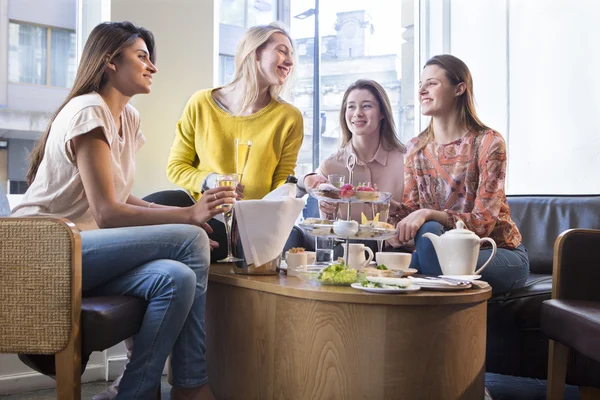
[235,139,252,184]
[372,202,391,253]
[214,173,243,263]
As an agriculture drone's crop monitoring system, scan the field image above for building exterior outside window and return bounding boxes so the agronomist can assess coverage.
[8,21,76,88]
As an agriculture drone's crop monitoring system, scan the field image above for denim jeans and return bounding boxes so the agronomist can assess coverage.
[409,221,530,295]
[81,224,211,399]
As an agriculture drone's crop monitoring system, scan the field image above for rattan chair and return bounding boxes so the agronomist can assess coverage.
[0,217,82,399]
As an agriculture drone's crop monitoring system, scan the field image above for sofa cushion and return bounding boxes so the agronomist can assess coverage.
[541,299,600,363]
[507,195,600,274]
[81,296,146,355]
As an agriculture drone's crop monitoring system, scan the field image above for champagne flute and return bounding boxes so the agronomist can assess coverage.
[215,173,244,263]
[235,139,252,184]
[373,202,390,253]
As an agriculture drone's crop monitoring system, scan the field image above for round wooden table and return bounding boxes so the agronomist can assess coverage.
[205,264,492,400]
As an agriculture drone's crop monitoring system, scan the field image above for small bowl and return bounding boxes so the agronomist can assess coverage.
[333,220,359,237]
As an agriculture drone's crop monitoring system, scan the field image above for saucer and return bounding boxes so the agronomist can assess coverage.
[439,274,481,282]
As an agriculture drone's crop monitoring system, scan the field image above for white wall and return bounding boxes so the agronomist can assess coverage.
[112,0,219,198]
[420,0,600,194]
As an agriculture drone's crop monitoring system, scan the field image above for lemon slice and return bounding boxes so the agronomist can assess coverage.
[361,212,380,224]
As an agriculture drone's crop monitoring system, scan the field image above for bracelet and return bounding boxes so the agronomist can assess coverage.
[147,202,155,209]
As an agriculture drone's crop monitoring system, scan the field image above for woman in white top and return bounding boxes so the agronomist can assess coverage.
[12,21,230,400]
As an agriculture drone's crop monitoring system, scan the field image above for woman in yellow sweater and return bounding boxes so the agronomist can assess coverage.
[166,22,304,261]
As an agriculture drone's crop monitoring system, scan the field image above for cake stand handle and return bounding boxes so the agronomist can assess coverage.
[346,153,357,221]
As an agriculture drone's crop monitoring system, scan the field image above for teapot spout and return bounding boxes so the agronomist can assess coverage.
[422,232,440,252]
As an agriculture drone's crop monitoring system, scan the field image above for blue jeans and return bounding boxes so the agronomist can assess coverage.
[409,221,530,295]
[81,224,211,399]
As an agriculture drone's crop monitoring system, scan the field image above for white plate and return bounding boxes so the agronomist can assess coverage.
[439,274,481,281]
[351,282,421,294]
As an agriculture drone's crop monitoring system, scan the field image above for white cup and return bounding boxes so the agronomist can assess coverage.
[305,251,316,265]
[285,252,308,277]
[375,252,412,271]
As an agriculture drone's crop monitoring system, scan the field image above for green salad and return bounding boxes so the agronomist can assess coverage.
[318,261,358,285]
[360,280,411,289]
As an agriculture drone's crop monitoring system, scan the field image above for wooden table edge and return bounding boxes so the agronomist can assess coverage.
[208,264,492,306]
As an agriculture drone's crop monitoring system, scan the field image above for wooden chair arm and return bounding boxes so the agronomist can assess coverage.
[552,228,600,301]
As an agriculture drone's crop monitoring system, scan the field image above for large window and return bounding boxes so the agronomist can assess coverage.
[8,21,77,88]
[218,0,416,177]
[420,0,600,194]
[289,0,415,176]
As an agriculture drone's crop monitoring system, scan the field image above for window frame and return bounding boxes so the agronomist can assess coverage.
[8,19,76,89]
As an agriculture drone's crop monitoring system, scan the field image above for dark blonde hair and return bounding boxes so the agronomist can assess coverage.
[26,21,155,184]
[339,79,406,153]
[410,54,490,158]
[225,22,296,115]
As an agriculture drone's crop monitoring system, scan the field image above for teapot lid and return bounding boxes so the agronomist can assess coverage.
[443,220,478,238]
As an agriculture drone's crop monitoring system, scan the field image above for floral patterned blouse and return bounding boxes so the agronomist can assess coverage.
[395,130,522,249]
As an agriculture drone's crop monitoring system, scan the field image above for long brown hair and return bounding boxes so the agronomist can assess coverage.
[26,21,155,184]
[410,54,490,158]
[339,79,406,153]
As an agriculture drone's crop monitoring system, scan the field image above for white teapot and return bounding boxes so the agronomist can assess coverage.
[422,220,497,276]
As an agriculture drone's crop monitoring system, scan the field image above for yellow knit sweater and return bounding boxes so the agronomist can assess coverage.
[167,89,304,200]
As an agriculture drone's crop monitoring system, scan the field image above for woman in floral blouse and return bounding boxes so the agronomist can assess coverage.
[391,54,529,294]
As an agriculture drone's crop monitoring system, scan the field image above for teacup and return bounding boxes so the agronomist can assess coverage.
[375,252,412,271]
[285,252,307,277]
[305,251,316,265]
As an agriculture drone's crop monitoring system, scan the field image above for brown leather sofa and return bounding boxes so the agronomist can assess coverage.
[290,194,600,380]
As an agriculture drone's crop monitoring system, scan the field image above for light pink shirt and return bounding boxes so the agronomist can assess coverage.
[316,141,405,222]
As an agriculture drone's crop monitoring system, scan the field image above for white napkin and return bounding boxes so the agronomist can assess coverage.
[234,185,305,266]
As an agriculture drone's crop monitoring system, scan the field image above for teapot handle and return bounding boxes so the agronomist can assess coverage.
[362,247,374,269]
[474,238,497,275]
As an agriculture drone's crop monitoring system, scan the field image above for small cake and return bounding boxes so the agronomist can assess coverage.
[354,185,380,201]
[315,183,341,199]
[340,183,355,199]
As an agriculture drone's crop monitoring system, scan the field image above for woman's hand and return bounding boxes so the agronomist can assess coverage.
[304,174,328,189]
[319,201,338,219]
[191,186,237,226]
[396,209,430,244]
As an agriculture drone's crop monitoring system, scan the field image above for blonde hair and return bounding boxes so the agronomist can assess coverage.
[27,21,155,184]
[410,54,491,159]
[224,22,296,115]
[339,79,406,153]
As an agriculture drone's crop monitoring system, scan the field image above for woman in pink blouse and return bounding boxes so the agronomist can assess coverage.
[302,79,406,222]
[392,54,529,294]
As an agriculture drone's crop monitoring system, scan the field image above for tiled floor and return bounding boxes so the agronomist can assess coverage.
[0,374,583,399]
